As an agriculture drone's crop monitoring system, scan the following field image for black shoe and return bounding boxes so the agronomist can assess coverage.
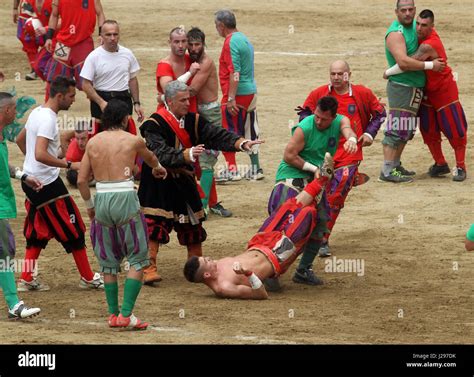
[428,163,450,177]
[395,162,416,176]
[292,266,323,286]
[453,167,467,182]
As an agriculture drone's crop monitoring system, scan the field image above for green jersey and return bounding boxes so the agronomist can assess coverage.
[0,131,17,219]
[275,114,343,181]
[385,20,425,88]
[467,224,474,242]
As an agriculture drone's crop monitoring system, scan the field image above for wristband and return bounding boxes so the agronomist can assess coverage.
[14,168,23,180]
[66,160,72,169]
[189,147,196,163]
[239,139,251,152]
[177,71,192,83]
[363,132,374,141]
[21,174,28,182]
[228,97,235,102]
[302,161,318,173]
[348,136,357,144]
[424,61,434,70]
[244,270,252,277]
[133,101,141,106]
[248,273,263,290]
[84,198,94,209]
[45,27,55,41]
[154,161,163,170]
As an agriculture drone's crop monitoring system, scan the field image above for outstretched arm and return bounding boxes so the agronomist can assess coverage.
[135,136,167,179]
[340,117,358,154]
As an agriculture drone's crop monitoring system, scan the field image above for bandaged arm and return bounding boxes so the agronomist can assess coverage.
[385,61,435,77]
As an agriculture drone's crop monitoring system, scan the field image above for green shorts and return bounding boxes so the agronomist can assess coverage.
[90,181,149,275]
[383,81,424,148]
[198,103,222,170]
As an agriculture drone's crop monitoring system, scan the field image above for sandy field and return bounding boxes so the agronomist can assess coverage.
[0,0,472,344]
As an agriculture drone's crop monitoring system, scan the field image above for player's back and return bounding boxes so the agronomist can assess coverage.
[87,130,138,182]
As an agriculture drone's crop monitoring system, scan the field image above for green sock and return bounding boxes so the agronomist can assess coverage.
[120,278,142,317]
[0,271,20,310]
[297,240,321,270]
[104,282,119,315]
[250,153,261,173]
[200,169,214,209]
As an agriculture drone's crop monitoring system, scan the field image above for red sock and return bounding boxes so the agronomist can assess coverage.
[222,152,237,172]
[426,141,447,166]
[208,178,218,208]
[448,138,467,170]
[21,246,42,282]
[72,248,94,281]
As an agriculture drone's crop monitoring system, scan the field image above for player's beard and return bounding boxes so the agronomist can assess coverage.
[189,49,203,62]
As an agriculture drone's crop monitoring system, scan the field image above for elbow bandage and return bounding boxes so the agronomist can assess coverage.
[384,64,404,77]
[248,273,263,290]
[302,162,318,173]
[177,71,192,83]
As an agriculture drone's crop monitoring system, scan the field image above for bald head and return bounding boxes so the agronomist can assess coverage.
[329,61,351,94]
[397,0,415,8]
[330,60,350,74]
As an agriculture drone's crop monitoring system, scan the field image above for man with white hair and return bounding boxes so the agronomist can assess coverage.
[138,80,262,285]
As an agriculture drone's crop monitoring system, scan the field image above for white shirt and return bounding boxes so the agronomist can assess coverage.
[80,45,140,91]
[23,106,61,186]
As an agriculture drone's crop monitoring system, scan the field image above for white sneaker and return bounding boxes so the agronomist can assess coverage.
[8,301,41,319]
[17,278,50,292]
[25,71,38,81]
[79,272,104,289]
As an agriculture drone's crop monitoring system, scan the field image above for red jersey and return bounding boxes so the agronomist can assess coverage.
[303,84,384,167]
[56,0,96,46]
[155,55,197,112]
[33,0,53,28]
[420,29,459,109]
[65,138,85,162]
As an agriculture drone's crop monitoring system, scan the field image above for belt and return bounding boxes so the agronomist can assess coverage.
[96,90,131,98]
[198,101,220,111]
[96,179,135,193]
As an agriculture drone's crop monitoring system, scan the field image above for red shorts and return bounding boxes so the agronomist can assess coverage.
[45,37,94,89]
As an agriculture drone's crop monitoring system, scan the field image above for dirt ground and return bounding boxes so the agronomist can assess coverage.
[0,0,473,344]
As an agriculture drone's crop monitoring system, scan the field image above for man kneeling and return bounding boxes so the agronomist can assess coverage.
[183,154,334,299]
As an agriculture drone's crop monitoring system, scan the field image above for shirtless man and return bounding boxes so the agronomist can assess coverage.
[77,98,167,329]
[183,154,334,299]
[156,27,200,112]
[187,27,231,217]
